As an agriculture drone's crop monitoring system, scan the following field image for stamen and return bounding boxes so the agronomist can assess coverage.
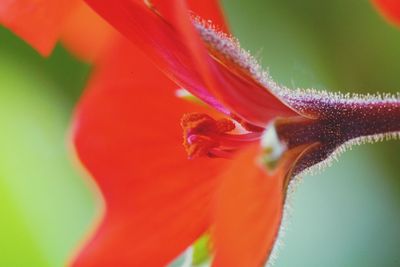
[231,114,265,132]
[181,113,262,159]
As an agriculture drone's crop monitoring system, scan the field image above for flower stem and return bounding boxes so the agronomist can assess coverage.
[275,93,400,175]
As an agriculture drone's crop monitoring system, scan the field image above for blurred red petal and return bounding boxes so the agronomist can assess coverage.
[71,39,228,266]
[373,0,400,26]
[212,145,305,267]
[61,1,116,62]
[84,0,297,127]
[0,0,78,56]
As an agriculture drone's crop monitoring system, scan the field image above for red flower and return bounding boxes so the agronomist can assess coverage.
[2,1,400,266]
[72,1,400,266]
[69,1,305,265]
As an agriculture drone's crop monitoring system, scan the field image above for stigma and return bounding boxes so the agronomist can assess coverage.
[181,113,262,159]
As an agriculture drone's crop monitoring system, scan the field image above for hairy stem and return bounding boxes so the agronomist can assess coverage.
[276,93,400,175]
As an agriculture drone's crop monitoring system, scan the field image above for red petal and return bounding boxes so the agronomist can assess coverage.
[158,0,297,126]
[61,1,116,62]
[212,146,303,267]
[71,39,227,266]
[0,0,78,56]
[83,0,297,127]
[83,0,228,114]
[373,0,400,27]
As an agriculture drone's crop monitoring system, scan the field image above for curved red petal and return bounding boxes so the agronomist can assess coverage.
[159,0,298,126]
[373,0,400,27]
[0,0,78,56]
[211,146,303,267]
[83,0,297,127]
[71,39,227,266]
[83,0,229,114]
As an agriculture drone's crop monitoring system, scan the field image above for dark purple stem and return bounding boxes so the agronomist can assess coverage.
[277,94,400,175]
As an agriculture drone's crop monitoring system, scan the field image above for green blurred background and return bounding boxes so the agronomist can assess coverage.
[0,0,400,266]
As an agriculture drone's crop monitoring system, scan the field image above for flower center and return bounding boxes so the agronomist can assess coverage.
[181,113,262,159]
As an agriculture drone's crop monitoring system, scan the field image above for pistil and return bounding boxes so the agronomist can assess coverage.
[181,113,262,159]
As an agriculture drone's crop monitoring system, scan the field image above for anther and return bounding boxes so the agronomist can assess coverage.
[181,113,261,159]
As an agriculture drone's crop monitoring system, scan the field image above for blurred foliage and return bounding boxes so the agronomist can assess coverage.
[0,27,95,266]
